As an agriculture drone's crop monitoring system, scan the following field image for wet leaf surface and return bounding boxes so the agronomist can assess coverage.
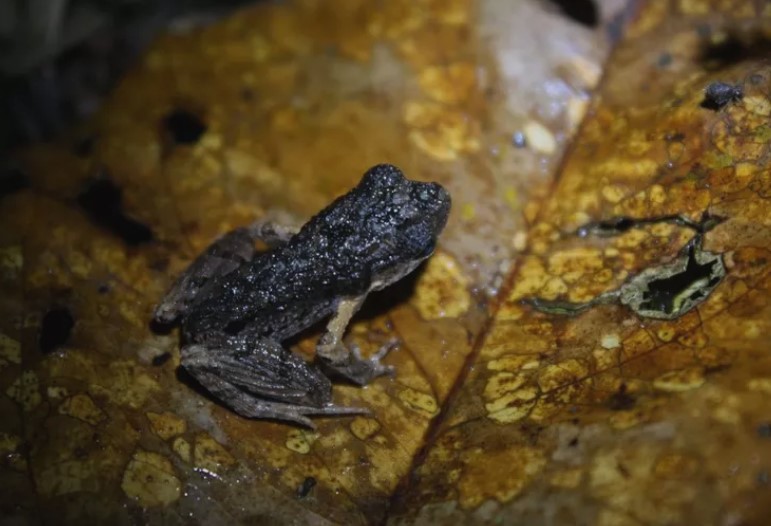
[1,1,770,525]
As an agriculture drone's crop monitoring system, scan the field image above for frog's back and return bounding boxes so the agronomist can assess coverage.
[181,163,451,342]
[182,235,370,342]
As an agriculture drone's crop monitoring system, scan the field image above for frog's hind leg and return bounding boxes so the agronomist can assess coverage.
[180,335,368,428]
[316,296,397,386]
[154,221,300,324]
[154,228,261,323]
[181,366,365,428]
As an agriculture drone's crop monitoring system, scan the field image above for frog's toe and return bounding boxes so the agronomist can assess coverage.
[281,403,369,428]
[371,339,399,361]
[361,339,398,378]
[314,403,371,418]
[360,350,395,378]
[320,340,397,385]
[232,399,367,429]
[266,408,316,429]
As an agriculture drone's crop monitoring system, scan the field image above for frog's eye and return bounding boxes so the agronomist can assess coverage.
[417,239,436,259]
[362,164,405,189]
[416,183,440,202]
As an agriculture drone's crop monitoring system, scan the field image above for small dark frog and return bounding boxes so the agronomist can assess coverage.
[154,164,451,427]
[701,81,743,110]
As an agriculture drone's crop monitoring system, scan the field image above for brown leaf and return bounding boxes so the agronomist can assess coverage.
[2,0,770,524]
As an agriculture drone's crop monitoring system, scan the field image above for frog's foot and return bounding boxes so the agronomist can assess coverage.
[319,339,398,386]
[231,396,369,429]
[316,294,399,385]
[189,370,368,428]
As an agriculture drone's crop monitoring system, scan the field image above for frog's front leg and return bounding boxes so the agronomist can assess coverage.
[154,220,299,324]
[316,296,397,385]
[181,333,367,428]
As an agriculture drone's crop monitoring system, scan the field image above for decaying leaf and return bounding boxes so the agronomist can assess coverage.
[1,0,770,524]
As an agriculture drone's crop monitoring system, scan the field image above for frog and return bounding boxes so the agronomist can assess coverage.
[153,164,451,427]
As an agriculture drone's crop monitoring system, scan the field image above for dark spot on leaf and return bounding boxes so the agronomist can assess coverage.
[695,24,711,39]
[701,81,743,111]
[639,241,721,316]
[568,437,579,447]
[577,216,635,237]
[0,167,31,198]
[97,284,110,294]
[163,108,207,145]
[40,307,75,354]
[657,52,672,68]
[546,0,598,28]
[296,476,317,498]
[152,352,172,366]
[607,383,635,411]
[665,132,685,142]
[704,363,731,376]
[148,257,170,272]
[757,422,771,439]
[72,135,96,157]
[77,177,153,245]
[698,33,771,70]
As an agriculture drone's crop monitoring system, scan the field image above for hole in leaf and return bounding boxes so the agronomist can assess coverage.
[163,108,207,145]
[77,177,154,245]
[639,242,721,316]
[40,307,75,354]
[546,0,598,28]
[607,383,635,411]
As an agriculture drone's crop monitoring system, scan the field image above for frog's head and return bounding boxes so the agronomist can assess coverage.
[354,164,452,290]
